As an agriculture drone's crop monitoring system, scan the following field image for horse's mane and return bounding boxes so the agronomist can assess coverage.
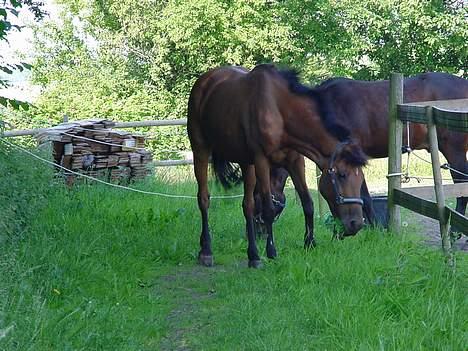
[276,68,367,167]
[276,68,351,142]
[315,76,352,88]
[338,141,368,167]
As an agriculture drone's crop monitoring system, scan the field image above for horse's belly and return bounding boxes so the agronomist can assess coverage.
[207,127,254,163]
[210,142,254,164]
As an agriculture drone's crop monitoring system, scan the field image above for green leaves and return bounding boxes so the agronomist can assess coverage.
[24,0,467,156]
[0,96,30,110]
[0,66,13,74]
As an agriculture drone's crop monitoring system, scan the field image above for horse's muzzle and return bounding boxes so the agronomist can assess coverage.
[343,218,363,236]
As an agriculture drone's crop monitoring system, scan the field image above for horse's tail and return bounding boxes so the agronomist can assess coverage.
[211,153,242,189]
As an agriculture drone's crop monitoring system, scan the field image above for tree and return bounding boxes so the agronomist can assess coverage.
[0,0,45,110]
[27,0,467,152]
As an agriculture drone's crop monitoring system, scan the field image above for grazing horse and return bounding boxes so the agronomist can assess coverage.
[187,64,368,268]
[260,72,468,234]
[315,72,468,233]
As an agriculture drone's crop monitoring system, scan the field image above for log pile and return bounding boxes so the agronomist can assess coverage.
[36,119,153,182]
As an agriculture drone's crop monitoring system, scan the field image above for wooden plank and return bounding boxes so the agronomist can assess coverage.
[388,73,403,233]
[397,104,427,124]
[397,98,468,125]
[113,119,187,128]
[400,98,468,111]
[401,183,468,200]
[394,189,442,221]
[448,208,468,233]
[433,108,468,132]
[2,127,49,137]
[153,159,194,167]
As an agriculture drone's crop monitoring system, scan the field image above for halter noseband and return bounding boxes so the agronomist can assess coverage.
[327,141,364,206]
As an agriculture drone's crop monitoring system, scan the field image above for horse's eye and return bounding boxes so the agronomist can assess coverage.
[338,173,346,179]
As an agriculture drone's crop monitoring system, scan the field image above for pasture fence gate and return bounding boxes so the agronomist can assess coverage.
[387,73,468,268]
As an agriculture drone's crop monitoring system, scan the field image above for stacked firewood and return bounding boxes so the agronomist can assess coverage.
[36,119,153,182]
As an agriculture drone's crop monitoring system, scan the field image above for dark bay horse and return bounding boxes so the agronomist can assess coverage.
[316,72,468,232]
[263,72,467,233]
[187,64,368,268]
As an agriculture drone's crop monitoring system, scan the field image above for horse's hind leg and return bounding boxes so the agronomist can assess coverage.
[286,155,316,248]
[194,151,213,266]
[241,164,262,268]
[452,167,467,236]
[254,156,277,260]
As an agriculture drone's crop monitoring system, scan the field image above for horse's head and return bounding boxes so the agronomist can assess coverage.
[254,167,289,236]
[319,141,368,237]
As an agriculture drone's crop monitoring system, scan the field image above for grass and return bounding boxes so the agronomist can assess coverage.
[0,144,467,350]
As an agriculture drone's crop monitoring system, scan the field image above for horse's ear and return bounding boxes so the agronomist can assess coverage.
[340,141,368,167]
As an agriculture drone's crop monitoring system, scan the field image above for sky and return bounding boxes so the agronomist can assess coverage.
[0,0,60,101]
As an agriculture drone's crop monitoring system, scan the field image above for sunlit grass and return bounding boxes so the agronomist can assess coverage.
[1,146,466,350]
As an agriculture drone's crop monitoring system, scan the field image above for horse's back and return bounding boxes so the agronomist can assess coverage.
[188,66,262,162]
[187,66,248,146]
[405,72,468,101]
[187,64,293,163]
[316,72,468,156]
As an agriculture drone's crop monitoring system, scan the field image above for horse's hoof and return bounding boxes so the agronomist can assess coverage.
[304,239,317,249]
[198,254,214,267]
[248,260,263,269]
[266,248,277,259]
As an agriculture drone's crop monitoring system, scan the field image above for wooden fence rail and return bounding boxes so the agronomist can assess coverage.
[1,118,188,138]
[1,118,192,167]
[387,75,468,267]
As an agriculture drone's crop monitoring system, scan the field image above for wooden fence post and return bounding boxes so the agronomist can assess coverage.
[427,106,454,267]
[315,165,327,217]
[387,73,403,233]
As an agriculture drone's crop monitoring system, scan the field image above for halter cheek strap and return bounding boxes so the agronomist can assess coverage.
[328,141,364,207]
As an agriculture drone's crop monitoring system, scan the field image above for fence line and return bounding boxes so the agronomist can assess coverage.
[1,118,187,138]
[387,76,468,268]
[0,137,245,200]
[1,118,191,167]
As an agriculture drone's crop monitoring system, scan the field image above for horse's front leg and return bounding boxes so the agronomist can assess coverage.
[255,156,277,259]
[194,153,213,267]
[241,165,262,268]
[286,156,316,248]
[450,156,467,236]
[360,179,376,226]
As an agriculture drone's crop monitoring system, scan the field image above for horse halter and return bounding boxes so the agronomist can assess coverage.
[327,141,364,206]
[254,194,286,224]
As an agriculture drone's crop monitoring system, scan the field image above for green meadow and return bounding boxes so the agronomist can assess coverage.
[1,143,466,350]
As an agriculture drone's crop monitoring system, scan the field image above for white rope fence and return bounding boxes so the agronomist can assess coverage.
[0,138,244,200]
[387,147,467,183]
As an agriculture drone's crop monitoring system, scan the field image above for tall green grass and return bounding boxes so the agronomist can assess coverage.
[0,144,466,350]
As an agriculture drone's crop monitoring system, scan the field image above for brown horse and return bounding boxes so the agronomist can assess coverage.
[187,64,368,268]
[261,72,468,234]
[316,72,468,233]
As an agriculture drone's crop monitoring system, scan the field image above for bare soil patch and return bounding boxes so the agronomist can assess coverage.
[157,265,224,351]
[412,213,468,251]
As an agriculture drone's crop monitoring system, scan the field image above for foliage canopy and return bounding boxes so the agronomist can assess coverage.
[6,0,468,151]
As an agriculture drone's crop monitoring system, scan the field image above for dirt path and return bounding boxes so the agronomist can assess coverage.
[412,213,468,251]
[157,265,222,351]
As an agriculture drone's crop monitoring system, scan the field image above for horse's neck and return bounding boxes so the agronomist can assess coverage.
[285,108,338,168]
